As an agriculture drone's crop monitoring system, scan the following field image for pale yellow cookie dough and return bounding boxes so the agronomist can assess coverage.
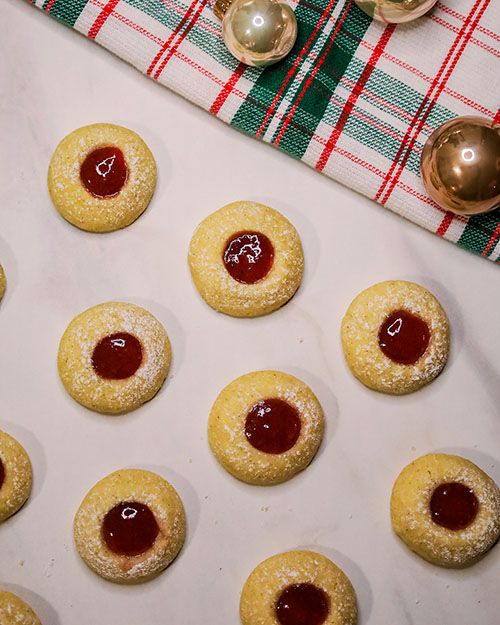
[0,591,41,625]
[240,550,358,625]
[188,201,304,317]
[48,123,156,232]
[0,264,5,300]
[341,280,449,394]
[208,370,324,485]
[74,468,186,584]
[391,453,500,567]
[0,430,32,523]
[58,302,171,414]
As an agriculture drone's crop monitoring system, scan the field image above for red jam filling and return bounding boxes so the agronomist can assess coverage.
[378,309,430,365]
[429,482,479,530]
[102,501,159,556]
[0,458,4,490]
[223,231,274,284]
[80,146,128,198]
[91,332,143,380]
[275,583,330,625]
[244,398,301,454]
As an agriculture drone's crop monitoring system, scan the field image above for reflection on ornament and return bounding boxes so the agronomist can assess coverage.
[421,116,500,216]
[214,0,297,67]
[354,0,438,23]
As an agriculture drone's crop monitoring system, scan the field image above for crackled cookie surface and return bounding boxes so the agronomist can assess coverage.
[188,201,304,317]
[240,550,357,625]
[341,280,449,394]
[0,591,41,625]
[208,371,324,485]
[0,430,32,523]
[58,302,171,414]
[74,468,186,583]
[48,123,156,232]
[0,264,5,301]
[391,453,500,567]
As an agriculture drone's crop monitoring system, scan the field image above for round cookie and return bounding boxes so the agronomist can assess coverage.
[74,468,186,584]
[208,370,324,485]
[341,280,449,394]
[48,123,156,232]
[240,550,358,625]
[0,264,5,300]
[0,591,41,625]
[0,430,33,523]
[391,453,500,567]
[188,201,304,317]
[58,302,171,414]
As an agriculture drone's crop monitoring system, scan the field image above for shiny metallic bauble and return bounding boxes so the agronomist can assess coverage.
[354,0,438,23]
[219,0,297,67]
[420,116,500,216]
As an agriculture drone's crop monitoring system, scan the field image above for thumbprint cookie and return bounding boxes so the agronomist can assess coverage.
[188,201,304,317]
[73,468,186,583]
[208,370,324,485]
[391,453,500,567]
[341,280,449,394]
[0,264,5,300]
[48,123,156,232]
[58,302,171,413]
[240,550,358,625]
[0,430,32,523]
[0,591,41,625]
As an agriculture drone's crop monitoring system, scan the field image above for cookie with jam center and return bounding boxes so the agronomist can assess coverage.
[0,264,5,301]
[208,370,324,485]
[391,453,500,567]
[73,468,186,584]
[48,123,156,232]
[57,302,171,414]
[188,201,304,317]
[0,591,41,625]
[341,280,449,394]
[240,550,357,625]
[0,430,32,523]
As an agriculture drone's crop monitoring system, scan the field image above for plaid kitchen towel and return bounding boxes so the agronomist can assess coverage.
[30,0,500,261]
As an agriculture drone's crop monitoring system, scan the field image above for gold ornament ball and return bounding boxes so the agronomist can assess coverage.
[354,0,438,23]
[221,0,297,67]
[421,116,500,216]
